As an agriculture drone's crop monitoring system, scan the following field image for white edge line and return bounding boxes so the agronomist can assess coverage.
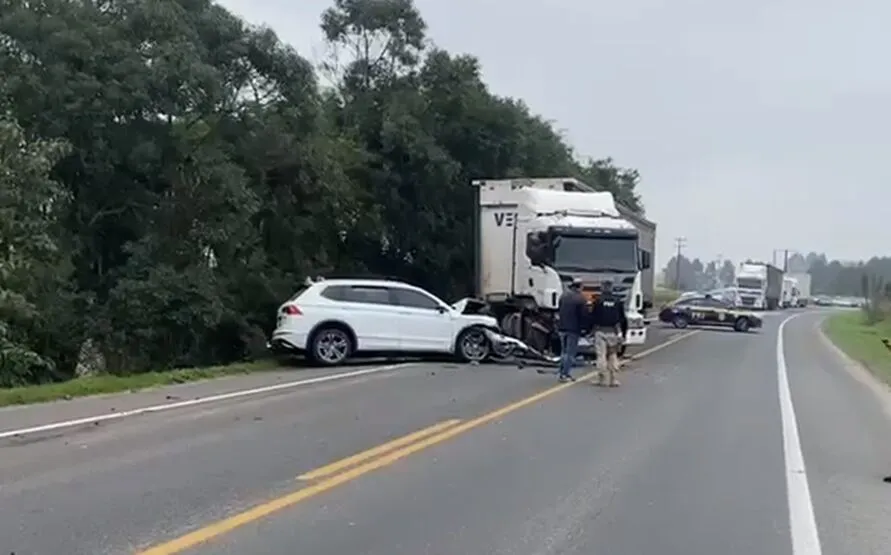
[0,363,413,440]
[777,312,823,555]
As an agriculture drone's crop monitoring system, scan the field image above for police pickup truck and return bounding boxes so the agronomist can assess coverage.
[658,294,762,332]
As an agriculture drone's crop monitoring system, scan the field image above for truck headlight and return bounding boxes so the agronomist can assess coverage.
[629,316,645,329]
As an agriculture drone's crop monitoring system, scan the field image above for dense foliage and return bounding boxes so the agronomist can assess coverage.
[0,0,644,386]
[662,252,891,297]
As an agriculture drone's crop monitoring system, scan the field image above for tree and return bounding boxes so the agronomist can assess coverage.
[0,113,71,385]
[576,158,643,214]
[719,260,736,287]
[0,0,652,385]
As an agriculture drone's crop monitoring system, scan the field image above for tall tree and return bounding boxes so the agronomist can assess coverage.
[0,0,653,385]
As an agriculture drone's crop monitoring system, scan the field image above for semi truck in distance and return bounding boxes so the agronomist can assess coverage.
[782,275,799,308]
[735,262,783,310]
[471,178,652,355]
[786,272,812,307]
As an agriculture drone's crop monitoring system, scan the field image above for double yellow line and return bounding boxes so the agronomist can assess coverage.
[137,329,699,554]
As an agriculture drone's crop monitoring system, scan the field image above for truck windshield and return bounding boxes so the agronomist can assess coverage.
[553,236,637,273]
[737,278,762,289]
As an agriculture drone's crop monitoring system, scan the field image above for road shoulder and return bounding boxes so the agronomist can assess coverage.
[819,312,891,420]
[784,311,891,555]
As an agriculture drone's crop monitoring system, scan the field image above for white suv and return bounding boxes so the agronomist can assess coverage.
[268,278,499,366]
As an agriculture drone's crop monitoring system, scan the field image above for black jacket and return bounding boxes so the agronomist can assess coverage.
[589,293,628,336]
[557,289,588,334]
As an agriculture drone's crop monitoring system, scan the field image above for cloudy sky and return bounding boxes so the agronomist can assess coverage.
[219,0,889,267]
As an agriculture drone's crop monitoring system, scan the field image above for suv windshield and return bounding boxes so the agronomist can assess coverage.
[553,236,637,273]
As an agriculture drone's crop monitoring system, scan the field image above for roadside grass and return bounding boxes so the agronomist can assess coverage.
[654,287,681,307]
[823,310,891,385]
[0,359,281,408]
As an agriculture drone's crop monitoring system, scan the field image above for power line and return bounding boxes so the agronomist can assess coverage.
[674,237,687,289]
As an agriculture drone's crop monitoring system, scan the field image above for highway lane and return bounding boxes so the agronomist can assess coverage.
[142,320,792,555]
[0,325,682,435]
[0,326,687,554]
[3,315,889,554]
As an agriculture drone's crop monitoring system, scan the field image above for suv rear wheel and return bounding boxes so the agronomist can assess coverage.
[309,326,354,366]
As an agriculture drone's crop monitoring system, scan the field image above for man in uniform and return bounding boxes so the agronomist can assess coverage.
[589,280,628,387]
[556,277,587,382]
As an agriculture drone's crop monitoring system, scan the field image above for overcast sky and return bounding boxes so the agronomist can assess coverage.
[220,0,889,267]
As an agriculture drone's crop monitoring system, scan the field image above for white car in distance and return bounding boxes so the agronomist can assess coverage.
[269,278,500,366]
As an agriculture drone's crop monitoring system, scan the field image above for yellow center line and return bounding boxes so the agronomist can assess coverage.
[298,418,462,481]
[135,329,699,555]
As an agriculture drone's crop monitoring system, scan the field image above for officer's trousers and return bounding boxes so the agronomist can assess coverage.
[593,330,621,386]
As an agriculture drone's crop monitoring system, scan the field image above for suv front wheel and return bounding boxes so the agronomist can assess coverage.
[456,327,490,363]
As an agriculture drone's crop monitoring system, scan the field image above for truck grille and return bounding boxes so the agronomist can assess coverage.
[582,286,629,304]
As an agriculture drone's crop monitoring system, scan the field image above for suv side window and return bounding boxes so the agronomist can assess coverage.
[320,285,347,301]
[336,286,392,305]
[391,288,441,310]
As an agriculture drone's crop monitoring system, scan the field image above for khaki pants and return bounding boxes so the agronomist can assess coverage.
[593,330,621,386]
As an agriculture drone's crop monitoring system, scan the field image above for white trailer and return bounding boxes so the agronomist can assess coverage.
[472,178,651,354]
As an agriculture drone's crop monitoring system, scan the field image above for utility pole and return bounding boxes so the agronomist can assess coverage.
[674,237,687,290]
[716,253,723,287]
[773,248,792,271]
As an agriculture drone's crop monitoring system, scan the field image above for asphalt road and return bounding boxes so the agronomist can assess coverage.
[1,313,890,555]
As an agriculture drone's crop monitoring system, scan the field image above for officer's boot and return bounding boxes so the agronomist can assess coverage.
[594,371,606,387]
[608,368,620,387]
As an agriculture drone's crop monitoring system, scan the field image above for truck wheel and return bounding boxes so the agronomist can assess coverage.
[672,315,689,329]
[456,326,490,363]
[733,317,750,332]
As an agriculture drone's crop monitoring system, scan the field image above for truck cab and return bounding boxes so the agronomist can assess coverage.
[735,262,782,310]
[473,179,652,350]
[782,276,799,308]
[735,264,768,309]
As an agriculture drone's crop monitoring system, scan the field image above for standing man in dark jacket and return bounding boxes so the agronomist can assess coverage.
[589,280,628,387]
[557,277,587,382]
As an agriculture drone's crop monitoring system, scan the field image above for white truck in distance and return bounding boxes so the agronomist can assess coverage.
[735,262,783,310]
[782,275,799,308]
[786,272,811,306]
[472,178,651,354]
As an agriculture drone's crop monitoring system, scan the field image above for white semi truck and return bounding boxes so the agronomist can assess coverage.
[786,272,811,307]
[736,262,783,310]
[471,178,651,356]
[782,275,799,308]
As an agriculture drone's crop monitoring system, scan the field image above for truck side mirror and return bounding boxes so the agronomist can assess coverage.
[642,299,653,310]
[638,250,652,270]
[525,232,547,266]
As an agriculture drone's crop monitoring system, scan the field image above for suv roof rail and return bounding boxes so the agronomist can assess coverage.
[315,273,408,283]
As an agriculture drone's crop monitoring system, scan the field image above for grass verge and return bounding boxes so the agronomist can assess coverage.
[823,310,891,385]
[0,359,281,408]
